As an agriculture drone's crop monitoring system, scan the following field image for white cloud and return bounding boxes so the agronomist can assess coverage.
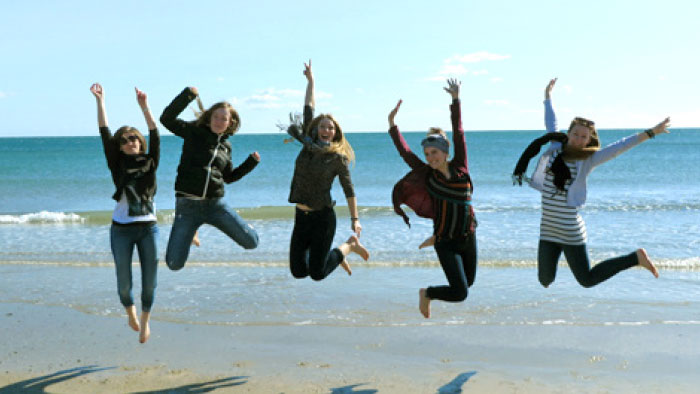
[0,92,7,99]
[484,99,509,106]
[490,77,503,83]
[427,51,510,81]
[234,88,332,109]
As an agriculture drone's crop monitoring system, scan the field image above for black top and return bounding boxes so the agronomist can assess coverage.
[100,126,159,216]
[287,105,354,210]
[160,87,258,199]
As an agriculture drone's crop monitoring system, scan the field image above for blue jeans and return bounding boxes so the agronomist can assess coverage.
[538,240,638,288]
[166,197,259,270]
[110,222,159,312]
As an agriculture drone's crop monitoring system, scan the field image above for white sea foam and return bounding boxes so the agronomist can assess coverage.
[0,211,85,224]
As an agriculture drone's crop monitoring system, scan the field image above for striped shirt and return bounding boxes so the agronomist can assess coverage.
[428,167,476,240]
[540,153,587,245]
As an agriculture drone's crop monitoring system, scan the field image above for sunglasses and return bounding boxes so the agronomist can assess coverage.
[572,117,595,128]
[119,135,140,145]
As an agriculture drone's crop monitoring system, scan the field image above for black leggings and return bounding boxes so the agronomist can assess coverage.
[426,234,478,302]
[289,207,344,281]
[538,240,638,288]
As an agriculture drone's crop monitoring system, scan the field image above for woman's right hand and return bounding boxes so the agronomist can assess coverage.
[545,78,557,100]
[90,83,104,101]
[388,99,402,127]
[135,87,148,108]
[188,86,199,96]
[303,59,313,82]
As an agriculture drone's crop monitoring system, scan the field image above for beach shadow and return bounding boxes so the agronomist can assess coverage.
[0,365,116,394]
[131,376,248,393]
[436,371,477,393]
[330,383,378,393]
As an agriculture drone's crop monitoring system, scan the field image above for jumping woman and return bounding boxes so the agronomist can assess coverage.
[91,83,159,343]
[388,79,477,319]
[512,78,668,288]
[285,60,369,281]
[161,87,260,271]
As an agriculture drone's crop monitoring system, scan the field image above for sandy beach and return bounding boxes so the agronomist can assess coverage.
[2,295,699,393]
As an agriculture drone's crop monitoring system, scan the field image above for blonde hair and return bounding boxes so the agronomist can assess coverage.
[196,101,241,135]
[306,114,355,163]
[114,126,146,154]
[427,127,450,149]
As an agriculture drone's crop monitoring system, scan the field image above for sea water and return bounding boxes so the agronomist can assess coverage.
[1,130,699,326]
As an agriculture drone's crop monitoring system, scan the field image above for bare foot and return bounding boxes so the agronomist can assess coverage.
[419,288,431,319]
[126,305,140,332]
[347,235,369,261]
[191,231,201,247]
[340,259,352,276]
[636,248,659,278]
[139,311,151,344]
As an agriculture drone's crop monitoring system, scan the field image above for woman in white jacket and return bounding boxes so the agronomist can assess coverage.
[513,78,669,288]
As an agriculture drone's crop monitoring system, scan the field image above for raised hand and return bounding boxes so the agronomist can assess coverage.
[189,86,199,96]
[90,83,104,101]
[444,78,460,99]
[650,117,671,136]
[135,87,148,108]
[545,78,557,100]
[303,59,313,82]
[388,99,402,127]
[251,151,261,162]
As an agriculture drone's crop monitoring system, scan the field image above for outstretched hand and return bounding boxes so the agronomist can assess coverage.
[189,86,199,96]
[545,78,557,100]
[352,220,362,237]
[388,99,402,127]
[135,87,148,108]
[444,78,460,99]
[303,59,313,82]
[90,83,104,101]
[650,117,671,136]
[251,151,261,162]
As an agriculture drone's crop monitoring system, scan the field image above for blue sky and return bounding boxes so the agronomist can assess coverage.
[1,0,698,136]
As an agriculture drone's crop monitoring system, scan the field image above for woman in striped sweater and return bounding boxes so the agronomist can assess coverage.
[388,79,477,318]
[512,78,668,288]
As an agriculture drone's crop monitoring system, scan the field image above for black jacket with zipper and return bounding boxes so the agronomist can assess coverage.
[160,87,258,199]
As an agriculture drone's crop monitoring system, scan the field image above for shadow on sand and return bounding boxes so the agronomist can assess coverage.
[437,371,477,393]
[0,365,115,394]
[330,383,378,393]
[131,375,248,393]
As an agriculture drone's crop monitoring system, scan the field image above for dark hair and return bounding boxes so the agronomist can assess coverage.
[113,126,146,153]
[196,102,241,135]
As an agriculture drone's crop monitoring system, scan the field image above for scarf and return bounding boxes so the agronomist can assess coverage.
[512,132,573,191]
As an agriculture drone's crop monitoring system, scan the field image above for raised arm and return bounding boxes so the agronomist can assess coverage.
[304,59,314,109]
[388,100,425,170]
[445,78,467,171]
[160,87,198,138]
[544,78,558,132]
[91,83,119,170]
[223,152,260,183]
[136,87,160,166]
[590,117,671,168]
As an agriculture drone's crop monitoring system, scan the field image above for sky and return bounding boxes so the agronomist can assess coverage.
[0,0,698,136]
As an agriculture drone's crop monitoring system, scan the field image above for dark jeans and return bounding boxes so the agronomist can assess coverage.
[426,234,478,302]
[110,222,159,312]
[166,197,259,271]
[538,240,638,288]
[289,207,344,281]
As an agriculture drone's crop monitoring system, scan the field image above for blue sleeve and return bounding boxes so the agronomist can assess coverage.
[544,99,558,132]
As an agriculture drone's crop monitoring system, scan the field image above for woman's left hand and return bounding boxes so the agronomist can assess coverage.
[444,78,460,99]
[651,117,671,136]
[251,151,261,161]
[352,219,362,237]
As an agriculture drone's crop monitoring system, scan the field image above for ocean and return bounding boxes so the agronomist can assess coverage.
[1,130,699,327]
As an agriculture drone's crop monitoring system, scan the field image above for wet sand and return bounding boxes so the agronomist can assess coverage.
[2,301,699,393]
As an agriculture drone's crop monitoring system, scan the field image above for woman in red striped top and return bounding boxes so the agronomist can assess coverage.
[388,79,477,318]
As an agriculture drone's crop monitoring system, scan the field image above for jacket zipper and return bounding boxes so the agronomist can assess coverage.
[201,134,223,198]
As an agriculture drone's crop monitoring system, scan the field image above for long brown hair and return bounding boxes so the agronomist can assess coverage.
[196,102,241,135]
[562,117,600,160]
[114,126,146,154]
[306,114,355,163]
